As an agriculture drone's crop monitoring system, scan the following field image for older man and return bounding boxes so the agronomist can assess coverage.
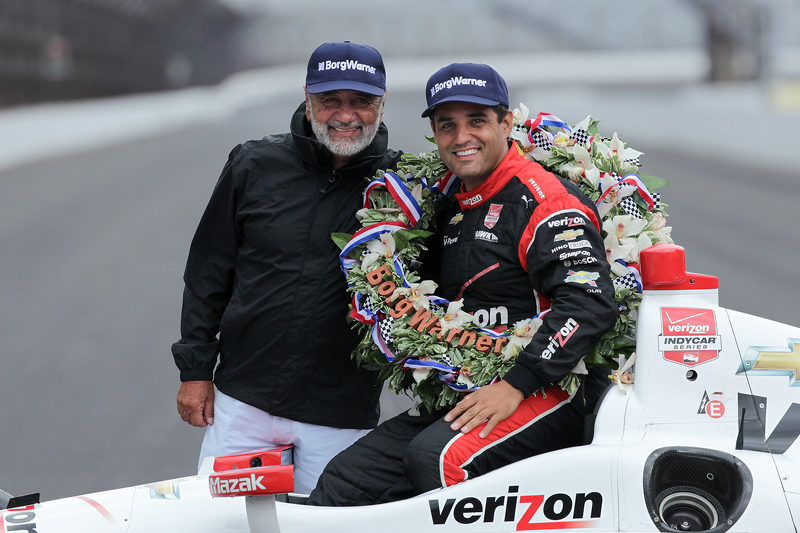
[308,63,617,506]
[172,42,402,494]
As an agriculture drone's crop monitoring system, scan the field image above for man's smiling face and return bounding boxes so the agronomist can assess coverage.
[305,89,385,162]
[431,101,513,191]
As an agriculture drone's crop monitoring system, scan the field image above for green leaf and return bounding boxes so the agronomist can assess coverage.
[637,172,670,191]
[331,233,353,251]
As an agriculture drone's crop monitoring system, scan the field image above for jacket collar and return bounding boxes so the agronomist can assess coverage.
[454,144,529,210]
[290,102,391,176]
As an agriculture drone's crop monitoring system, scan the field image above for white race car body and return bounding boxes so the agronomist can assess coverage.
[3,244,800,533]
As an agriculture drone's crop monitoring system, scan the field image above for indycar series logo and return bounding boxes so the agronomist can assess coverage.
[484,203,503,229]
[428,486,602,529]
[658,308,721,367]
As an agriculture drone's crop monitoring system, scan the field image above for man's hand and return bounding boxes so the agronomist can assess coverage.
[177,381,215,427]
[444,380,524,438]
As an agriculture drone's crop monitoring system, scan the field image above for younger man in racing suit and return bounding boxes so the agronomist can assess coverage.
[307,63,618,505]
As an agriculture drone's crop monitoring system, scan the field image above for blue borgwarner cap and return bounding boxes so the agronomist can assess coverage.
[422,63,509,118]
[306,41,386,96]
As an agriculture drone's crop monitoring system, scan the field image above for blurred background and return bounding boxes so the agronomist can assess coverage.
[1,0,799,502]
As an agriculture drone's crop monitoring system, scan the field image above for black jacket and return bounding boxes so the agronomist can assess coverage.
[438,147,618,396]
[172,102,402,429]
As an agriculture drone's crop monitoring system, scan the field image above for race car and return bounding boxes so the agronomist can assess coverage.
[3,244,800,533]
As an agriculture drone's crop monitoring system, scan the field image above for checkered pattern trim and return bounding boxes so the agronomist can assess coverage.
[531,130,553,151]
[624,156,641,167]
[441,352,453,367]
[620,197,643,219]
[613,272,639,291]
[652,192,661,210]
[378,316,395,344]
[361,296,379,312]
[570,128,590,146]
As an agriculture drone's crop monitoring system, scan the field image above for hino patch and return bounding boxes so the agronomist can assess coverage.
[658,308,721,366]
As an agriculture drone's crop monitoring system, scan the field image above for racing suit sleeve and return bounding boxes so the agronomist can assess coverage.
[171,146,245,382]
[501,193,618,397]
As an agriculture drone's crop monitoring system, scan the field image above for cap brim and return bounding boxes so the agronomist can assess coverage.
[306,80,385,96]
[421,95,505,118]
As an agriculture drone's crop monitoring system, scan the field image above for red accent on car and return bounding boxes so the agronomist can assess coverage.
[640,244,718,290]
[213,445,293,472]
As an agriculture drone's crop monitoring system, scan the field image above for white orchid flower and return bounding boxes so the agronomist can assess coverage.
[571,359,588,375]
[510,104,533,150]
[439,299,474,333]
[392,280,438,309]
[647,212,667,231]
[456,372,477,389]
[595,132,642,164]
[553,131,572,148]
[573,115,592,132]
[360,232,396,270]
[411,183,424,204]
[412,361,432,384]
[604,215,647,241]
[604,232,638,269]
[597,173,637,218]
[502,317,543,361]
[560,145,600,186]
[513,103,530,126]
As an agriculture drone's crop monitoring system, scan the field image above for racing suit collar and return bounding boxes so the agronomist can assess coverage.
[454,145,530,210]
[290,102,391,176]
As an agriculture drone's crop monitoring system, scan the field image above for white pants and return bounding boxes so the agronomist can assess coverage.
[198,390,369,494]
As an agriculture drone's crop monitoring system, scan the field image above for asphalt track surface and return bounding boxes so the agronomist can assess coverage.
[0,88,798,501]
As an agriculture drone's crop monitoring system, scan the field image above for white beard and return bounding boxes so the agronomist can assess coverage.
[308,106,382,157]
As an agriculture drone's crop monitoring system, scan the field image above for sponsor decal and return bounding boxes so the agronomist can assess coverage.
[443,234,459,246]
[2,506,36,533]
[697,391,725,418]
[484,203,503,229]
[658,308,721,367]
[209,473,267,496]
[547,216,585,229]
[551,243,569,253]
[428,486,602,529]
[555,229,584,242]
[430,76,487,97]
[449,212,464,225]
[570,256,598,266]
[559,251,590,260]
[521,194,535,208]
[462,194,483,207]
[526,178,546,200]
[567,240,591,250]
[475,230,498,243]
[563,270,599,287]
[737,338,800,386]
[737,393,800,454]
[318,59,376,74]
[541,318,579,359]
[472,306,509,328]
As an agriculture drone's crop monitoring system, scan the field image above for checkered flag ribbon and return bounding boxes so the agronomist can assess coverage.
[613,271,639,291]
[530,130,553,152]
[619,197,643,219]
[624,156,641,167]
[652,192,661,210]
[361,295,379,312]
[441,352,453,367]
[570,128,591,146]
[378,316,395,344]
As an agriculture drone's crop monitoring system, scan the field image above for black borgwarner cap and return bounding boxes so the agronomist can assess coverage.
[422,62,509,118]
[306,41,386,96]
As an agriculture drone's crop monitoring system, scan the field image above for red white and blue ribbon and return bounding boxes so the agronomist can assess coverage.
[597,173,656,211]
[528,112,572,133]
[350,293,377,325]
[339,220,408,271]
[424,170,460,198]
[372,322,396,362]
[364,171,423,226]
[403,359,459,374]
